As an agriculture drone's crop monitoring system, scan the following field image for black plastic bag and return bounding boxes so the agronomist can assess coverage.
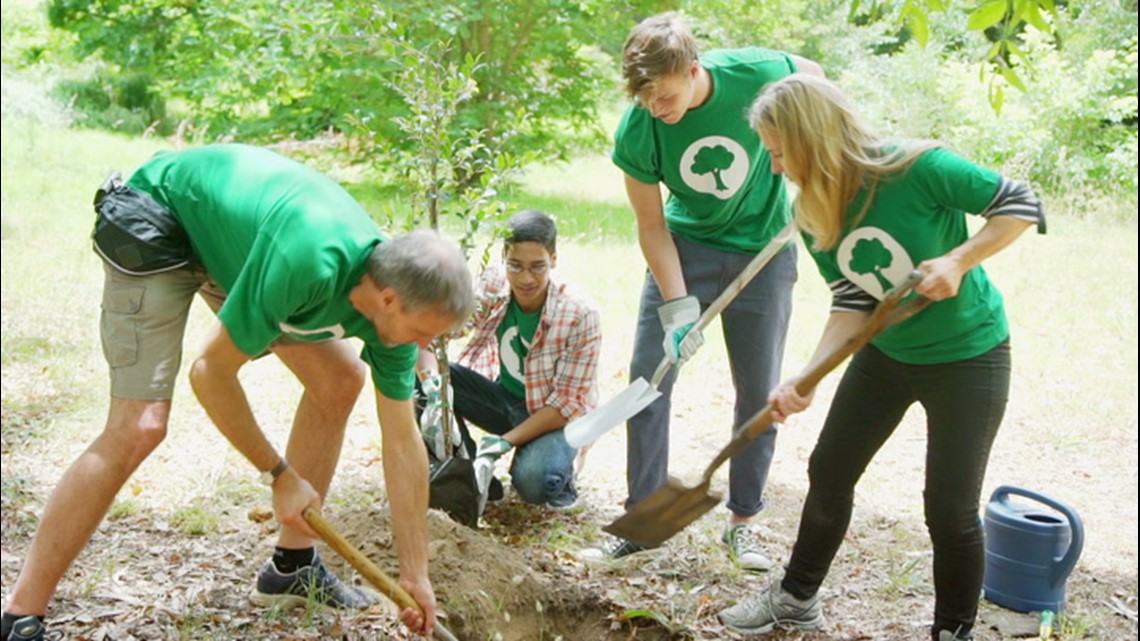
[92,172,195,275]
[427,455,480,528]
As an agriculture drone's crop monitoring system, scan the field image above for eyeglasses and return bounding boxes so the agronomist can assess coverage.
[504,262,550,276]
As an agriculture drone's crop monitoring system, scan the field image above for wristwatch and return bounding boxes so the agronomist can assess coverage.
[259,458,290,487]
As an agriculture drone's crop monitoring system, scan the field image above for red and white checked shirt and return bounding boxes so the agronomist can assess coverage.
[456,266,601,422]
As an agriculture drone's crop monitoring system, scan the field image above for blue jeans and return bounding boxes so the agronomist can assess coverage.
[625,236,797,517]
[445,363,577,505]
[780,339,1011,636]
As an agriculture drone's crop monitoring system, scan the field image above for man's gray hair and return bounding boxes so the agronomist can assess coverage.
[367,229,474,322]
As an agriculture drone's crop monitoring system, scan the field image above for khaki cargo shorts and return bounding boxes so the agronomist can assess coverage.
[99,262,302,400]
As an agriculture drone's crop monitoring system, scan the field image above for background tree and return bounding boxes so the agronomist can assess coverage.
[29,0,1136,205]
[44,0,673,172]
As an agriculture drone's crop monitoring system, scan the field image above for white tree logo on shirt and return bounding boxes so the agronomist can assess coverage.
[679,136,749,200]
[499,326,531,380]
[836,227,915,300]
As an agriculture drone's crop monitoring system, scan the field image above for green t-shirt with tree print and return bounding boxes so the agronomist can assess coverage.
[808,147,1010,364]
[495,299,541,399]
[612,47,797,253]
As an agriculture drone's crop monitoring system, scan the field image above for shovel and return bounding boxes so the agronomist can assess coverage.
[303,508,460,641]
[602,271,931,548]
[564,219,799,449]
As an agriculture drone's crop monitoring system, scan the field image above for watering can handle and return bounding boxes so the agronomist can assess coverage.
[990,485,1085,586]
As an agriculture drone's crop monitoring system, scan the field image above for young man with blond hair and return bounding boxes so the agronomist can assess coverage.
[599,12,824,568]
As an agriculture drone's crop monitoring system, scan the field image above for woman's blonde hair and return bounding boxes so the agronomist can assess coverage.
[748,74,941,250]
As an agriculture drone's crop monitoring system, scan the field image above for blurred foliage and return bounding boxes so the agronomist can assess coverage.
[41,0,675,167]
[841,27,1137,197]
[681,0,1137,200]
[3,0,1135,203]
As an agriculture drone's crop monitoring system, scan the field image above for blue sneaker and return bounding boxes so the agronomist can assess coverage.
[251,553,379,610]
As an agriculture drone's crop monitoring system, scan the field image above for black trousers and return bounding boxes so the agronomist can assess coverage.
[781,339,1011,636]
[442,363,577,504]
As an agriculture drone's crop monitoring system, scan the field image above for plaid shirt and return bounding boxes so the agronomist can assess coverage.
[456,266,601,422]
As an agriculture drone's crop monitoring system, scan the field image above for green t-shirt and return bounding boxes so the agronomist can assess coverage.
[126,144,417,399]
[495,299,541,399]
[809,147,1009,364]
[612,47,796,253]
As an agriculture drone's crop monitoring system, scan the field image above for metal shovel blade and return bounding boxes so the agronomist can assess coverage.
[603,477,725,548]
[562,220,798,452]
[563,378,659,449]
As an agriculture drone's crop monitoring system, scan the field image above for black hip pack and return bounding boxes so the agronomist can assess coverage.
[92,172,196,275]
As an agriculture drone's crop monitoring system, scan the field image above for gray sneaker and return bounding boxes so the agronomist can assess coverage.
[251,554,379,610]
[722,523,774,571]
[718,582,823,634]
[936,628,974,641]
[6,616,63,641]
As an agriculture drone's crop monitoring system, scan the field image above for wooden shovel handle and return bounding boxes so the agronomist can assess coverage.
[793,271,929,395]
[700,271,930,481]
[649,220,799,387]
[302,508,459,641]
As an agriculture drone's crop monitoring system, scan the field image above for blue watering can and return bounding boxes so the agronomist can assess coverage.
[983,485,1084,613]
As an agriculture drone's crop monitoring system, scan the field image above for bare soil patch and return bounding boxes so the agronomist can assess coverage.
[2,359,1138,640]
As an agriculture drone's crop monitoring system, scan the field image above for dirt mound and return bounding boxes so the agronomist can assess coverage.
[323,504,669,641]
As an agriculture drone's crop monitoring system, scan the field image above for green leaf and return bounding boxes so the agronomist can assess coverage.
[985,40,1003,60]
[1006,39,1030,65]
[967,1,1008,32]
[1023,1,1050,32]
[622,609,676,631]
[999,64,1027,91]
[988,81,1005,114]
[1012,0,1031,22]
[905,7,930,47]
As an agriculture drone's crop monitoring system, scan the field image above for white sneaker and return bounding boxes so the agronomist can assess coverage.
[722,523,774,571]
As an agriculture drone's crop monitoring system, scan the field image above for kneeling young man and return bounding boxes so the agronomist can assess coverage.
[417,210,601,511]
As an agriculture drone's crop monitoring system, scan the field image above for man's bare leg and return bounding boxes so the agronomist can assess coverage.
[270,340,366,550]
[5,398,170,616]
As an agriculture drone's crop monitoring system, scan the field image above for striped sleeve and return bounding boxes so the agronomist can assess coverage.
[828,277,878,313]
[980,177,1046,234]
